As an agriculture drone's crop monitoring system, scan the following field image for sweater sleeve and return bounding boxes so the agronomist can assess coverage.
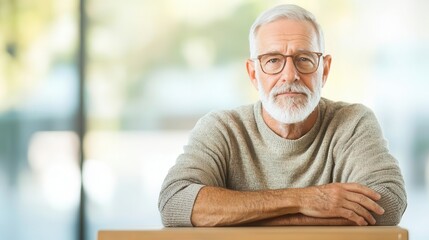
[333,105,407,225]
[158,113,230,227]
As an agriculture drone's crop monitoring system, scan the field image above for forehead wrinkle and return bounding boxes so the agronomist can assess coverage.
[272,32,315,41]
[258,36,319,55]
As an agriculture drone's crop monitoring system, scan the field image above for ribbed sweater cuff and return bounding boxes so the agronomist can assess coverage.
[162,183,205,227]
[371,185,405,225]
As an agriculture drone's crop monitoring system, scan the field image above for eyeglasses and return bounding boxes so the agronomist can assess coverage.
[253,51,323,75]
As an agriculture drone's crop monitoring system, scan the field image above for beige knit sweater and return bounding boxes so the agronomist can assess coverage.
[158,98,407,227]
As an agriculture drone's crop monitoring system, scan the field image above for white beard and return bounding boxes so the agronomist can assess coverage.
[258,79,322,124]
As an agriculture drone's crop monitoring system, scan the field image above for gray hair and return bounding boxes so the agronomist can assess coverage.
[249,4,325,58]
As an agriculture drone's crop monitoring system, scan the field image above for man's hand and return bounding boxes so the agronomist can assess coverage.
[298,183,385,226]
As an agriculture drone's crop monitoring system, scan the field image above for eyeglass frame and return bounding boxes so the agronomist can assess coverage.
[251,51,324,75]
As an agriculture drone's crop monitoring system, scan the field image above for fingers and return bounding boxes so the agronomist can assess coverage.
[338,208,368,226]
[343,200,376,225]
[337,183,384,225]
[342,183,381,201]
[346,191,385,216]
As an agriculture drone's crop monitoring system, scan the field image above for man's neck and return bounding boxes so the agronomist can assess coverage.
[262,107,319,140]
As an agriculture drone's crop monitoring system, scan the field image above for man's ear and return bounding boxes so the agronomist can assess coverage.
[246,59,259,90]
[321,55,332,87]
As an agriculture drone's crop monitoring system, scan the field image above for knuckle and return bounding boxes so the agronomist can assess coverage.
[351,204,361,213]
[358,195,367,203]
[346,210,355,219]
[331,187,342,196]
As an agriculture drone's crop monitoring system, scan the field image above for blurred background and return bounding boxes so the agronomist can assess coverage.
[0,0,428,239]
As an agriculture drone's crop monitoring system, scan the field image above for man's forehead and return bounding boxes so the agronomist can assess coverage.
[257,18,316,36]
[255,19,318,45]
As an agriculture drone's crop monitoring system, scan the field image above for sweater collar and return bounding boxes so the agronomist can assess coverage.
[254,99,325,153]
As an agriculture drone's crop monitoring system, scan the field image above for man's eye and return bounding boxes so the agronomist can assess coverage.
[267,58,280,64]
[297,57,311,62]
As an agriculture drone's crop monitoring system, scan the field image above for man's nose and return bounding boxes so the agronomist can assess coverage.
[279,57,299,83]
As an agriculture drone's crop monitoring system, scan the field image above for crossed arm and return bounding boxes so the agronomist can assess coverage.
[191,183,385,227]
[159,109,406,227]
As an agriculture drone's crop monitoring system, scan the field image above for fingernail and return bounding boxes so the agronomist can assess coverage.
[380,208,385,214]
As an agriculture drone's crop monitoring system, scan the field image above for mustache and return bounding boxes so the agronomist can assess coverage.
[270,82,312,98]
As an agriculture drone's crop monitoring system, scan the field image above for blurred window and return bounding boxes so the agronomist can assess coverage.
[1,1,429,240]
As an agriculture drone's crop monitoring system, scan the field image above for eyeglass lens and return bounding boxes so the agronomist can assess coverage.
[259,52,320,74]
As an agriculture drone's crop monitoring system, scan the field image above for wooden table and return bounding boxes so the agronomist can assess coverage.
[98,226,408,240]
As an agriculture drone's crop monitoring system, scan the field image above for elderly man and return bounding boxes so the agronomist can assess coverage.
[158,4,407,227]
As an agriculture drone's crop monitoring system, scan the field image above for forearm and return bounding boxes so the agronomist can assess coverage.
[249,214,355,226]
[191,183,384,227]
[191,186,300,226]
